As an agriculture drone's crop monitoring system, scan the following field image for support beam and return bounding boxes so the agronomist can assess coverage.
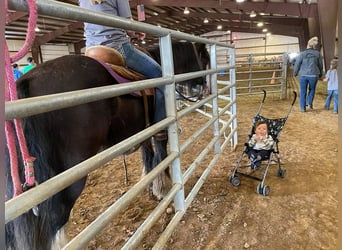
[31,45,40,64]
[317,0,338,70]
[6,11,27,24]
[73,39,85,54]
[33,21,83,46]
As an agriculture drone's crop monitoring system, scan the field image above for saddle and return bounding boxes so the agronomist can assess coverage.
[85,45,145,81]
[85,45,155,127]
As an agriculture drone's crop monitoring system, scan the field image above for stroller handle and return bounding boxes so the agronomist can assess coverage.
[291,91,297,106]
[262,90,266,103]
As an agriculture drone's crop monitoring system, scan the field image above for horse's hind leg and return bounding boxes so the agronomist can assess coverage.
[141,139,154,196]
[141,139,154,174]
[51,224,69,250]
[141,138,169,200]
[151,138,170,200]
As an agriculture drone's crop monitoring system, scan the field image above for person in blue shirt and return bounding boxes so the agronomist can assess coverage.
[79,0,166,139]
[324,59,338,114]
[12,63,23,81]
[293,36,323,112]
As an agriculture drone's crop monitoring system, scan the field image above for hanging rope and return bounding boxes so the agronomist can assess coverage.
[5,0,38,196]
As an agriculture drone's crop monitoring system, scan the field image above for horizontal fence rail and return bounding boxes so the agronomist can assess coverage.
[216,51,288,99]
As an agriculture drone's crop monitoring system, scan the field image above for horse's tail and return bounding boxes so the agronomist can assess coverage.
[5,202,58,249]
[5,123,60,249]
[6,76,69,249]
[140,137,170,200]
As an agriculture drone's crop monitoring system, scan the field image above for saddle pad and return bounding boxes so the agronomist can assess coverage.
[93,57,154,96]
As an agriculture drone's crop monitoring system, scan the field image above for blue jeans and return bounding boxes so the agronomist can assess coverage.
[299,76,318,111]
[325,89,338,112]
[118,42,165,124]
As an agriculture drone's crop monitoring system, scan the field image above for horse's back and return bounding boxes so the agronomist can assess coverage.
[17,55,116,96]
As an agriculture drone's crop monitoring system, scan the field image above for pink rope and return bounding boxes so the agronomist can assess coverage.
[5,0,38,196]
[5,72,22,196]
[10,0,38,63]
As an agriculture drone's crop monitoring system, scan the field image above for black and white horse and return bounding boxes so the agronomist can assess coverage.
[5,42,209,249]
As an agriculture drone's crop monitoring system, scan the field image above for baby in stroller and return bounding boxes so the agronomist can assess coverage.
[247,120,274,170]
[229,90,297,196]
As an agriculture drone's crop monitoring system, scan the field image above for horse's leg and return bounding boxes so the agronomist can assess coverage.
[151,138,169,200]
[140,139,154,196]
[47,104,112,248]
[141,139,154,174]
[51,225,69,250]
[122,155,129,185]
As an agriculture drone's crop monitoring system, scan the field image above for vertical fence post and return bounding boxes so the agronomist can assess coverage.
[281,52,288,100]
[230,46,238,149]
[248,54,253,94]
[209,44,221,154]
[159,34,185,212]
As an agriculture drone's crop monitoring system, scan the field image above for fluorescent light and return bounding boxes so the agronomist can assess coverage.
[204,18,209,23]
[217,25,222,30]
[250,10,256,18]
[236,0,245,2]
[184,7,189,14]
[257,22,264,27]
[34,27,40,32]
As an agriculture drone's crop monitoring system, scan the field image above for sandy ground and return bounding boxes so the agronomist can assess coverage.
[67,80,337,250]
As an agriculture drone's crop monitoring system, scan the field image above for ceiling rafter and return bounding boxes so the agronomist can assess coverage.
[5,0,317,48]
[34,21,84,46]
[130,0,317,18]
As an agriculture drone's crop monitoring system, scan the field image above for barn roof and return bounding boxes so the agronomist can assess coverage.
[6,0,318,46]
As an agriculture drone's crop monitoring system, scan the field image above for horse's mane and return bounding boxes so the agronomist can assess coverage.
[148,42,198,70]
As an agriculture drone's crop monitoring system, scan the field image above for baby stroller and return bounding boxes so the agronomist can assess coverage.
[229,90,297,196]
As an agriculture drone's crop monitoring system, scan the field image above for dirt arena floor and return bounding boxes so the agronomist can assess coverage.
[67,80,337,249]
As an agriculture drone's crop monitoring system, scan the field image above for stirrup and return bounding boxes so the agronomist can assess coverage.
[154,131,168,141]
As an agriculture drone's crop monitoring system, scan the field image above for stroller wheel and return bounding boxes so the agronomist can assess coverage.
[277,168,287,178]
[229,176,241,186]
[256,184,270,196]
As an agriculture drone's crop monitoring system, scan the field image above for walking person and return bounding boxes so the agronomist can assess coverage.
[293,36,323,112]
[12,63,23,81]
[324,59,338,114]
[79,0,166,139]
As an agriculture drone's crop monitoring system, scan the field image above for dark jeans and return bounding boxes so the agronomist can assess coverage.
[299,75,318,111]
[118,42,166,124]
[247,149,271,163]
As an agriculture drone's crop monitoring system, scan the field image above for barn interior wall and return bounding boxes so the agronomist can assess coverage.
[8,40,29,67]
[7,40,73,68]
[7,32,299,68]
[40,44,70,62]
[202,31,299,63]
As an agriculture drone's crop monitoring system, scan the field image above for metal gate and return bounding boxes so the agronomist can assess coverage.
[6,0,237,249]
